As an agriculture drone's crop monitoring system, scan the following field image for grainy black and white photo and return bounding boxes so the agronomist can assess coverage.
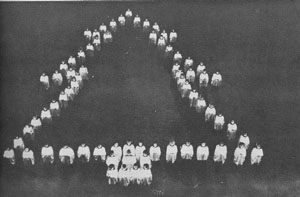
[0,0,300,196]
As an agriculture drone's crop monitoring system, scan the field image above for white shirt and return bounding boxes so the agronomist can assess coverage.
[227,123,237,133]
[75,74,83,82]
[125,10,132,18]
[181,144,194,157]
[40,75,49,83]
[215,115,225,125]
[181,83,192,92]
[60,63,68,71]
[157,37,166,46]
[93,31,100,38]
[99,24,107,32]
[161,32,168,41]
[52,72,63,82]
[135,145,146,159]
[13,137,24,149]
[109,21,117,29]
[71,80,79,89]
[165,45,173,53]
[86,44,94,51]
[123,144,135,156]
[251,148,264,163]
[23,125,34,135]
[111,146,122,158]
[30,117,41,128]
[77,51,85,58]
[59,92,68,101]
[173,52,182,61]
[196,98,206,108]
[103,31,112,40]
[65,87,74,97]
[143,20,150,28]
[189,91,198,101]
[172,64,180,73]
[214,145,227,162]
[196,64,206,75]
[133,16,141,25]
[197,146,209,160]
[140,155,151,168]
[41,109,51,119]
[68,57,76,65]
[93,146,106,156]
[186,70,195,79]
[153,24,160,33]
[22,150,34,162]
[184,58,194,67]
[3,149,15,159]
[239,135,250,148]
[211,73,222,83]
[118,15,125,25]
[234,147,246,159]
[205,106,216,116]
[66,69,76,79]
[107,168,118,180]
[106,155,119,167]
[199,72,209,83]
[166,144,178,155]
[79,67,88,76]
[59,147,75,159]
[77,145,90,159]
[84,30,91,38]
[149,146,161,159]
[149,32,157,42]
[170,31,177,41]
[50,101,59,110]
[41,146,54,157]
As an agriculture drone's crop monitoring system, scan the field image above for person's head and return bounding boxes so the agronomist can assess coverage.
[16,136,19,139]
[172,29,175,32]
[42,73,46,76]
[186,141,191,146]
[209,104,214,108]
[109,150,114,156]
[138,142,143,146]
[256,143,261,149]
[136,14,139,17]
[60,91,65,95]
[98,144,102,148]
[219,141,224,146]
[203,70,207,74]
[143,150,148,156]
[243,133,248,137]
[69,67,73,71]
[153,142,158,147]
[201,142,206,147]
[81,143,86,147]
[188,67,192,71]
[238,142,244,148]
[126,140,132,145]
[55,70,58,73]
[64,145,68,148]
[170,140,175,146]
[72,77,76,81]
[218,113,222,117]
[24,147,29,152]
[192,89,196,92]
[114,142,118,147]
[200,62,203,65]
[216,71,219,74]
[133,164,138,170]
[62,60,65,64]
[94,29,97,32]
[231,120,235,124]
[43,107,47,111]
[108,164,114,170]
[111,18,115,22]
[67,85,71,89]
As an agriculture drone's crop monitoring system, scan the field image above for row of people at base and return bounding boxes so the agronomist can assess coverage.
[4,139,263,167]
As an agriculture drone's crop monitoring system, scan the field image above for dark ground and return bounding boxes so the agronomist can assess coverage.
[0,1,300,196]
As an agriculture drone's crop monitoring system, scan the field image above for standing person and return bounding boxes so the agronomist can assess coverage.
[75,72,83,89]
[184,57,194,73]
[214,113,225,131]
[180,141,194,160]
[142,19,150,33]
[152,22,160,35]
[214,142,227,164]
[195,96,207,113]
[251,144,264,165]
[135,142,146,162]
[199,70,209,88]
[13,136,24,151]
[93,144,106,162]
[86,43,94,57]
[165,44,174,58]
[125,9,133,20]
[227,120,237,140]
[133,15,141,29]
[149,30,157,45]
[64,86,75,101]
[99,23,107,33]
[197,142,209,161]
[59,145,75,165]
[103,31,113,43]
[118,164,130,187]
[77,48,86,65]
[93,35,101,51]
[205,104,216,122]
[140,151,151,169]
[211,71,222,87]
[59,60,68,77]
[70,77,80,95]
[40,73,50,90]
[173,51,182,64]
[186,68,196,84]
[140,164,152,186]
[22,148,35,166]
[23,124,34,141]
[166,140,178,164]
[52,70,63,86]
[111,142,122,162]
[157,36,166,50]
[68,55,76,69]
[180,81,192,99]
[30,115,42,131]
[123,140,135,156]
[84,28,92,42]
[77,143,91,163]
[130,164,141,185]
[189,89,198,108]
[149,142,161,162]
[92,29,100,40]
[118,14,126,27]
[122,150,136,170]
[66,68,76,83]
[171,63,181,79]
[3,148,15,165]
[41,107,52,124]
[50,99,60,117]
[196,62,206,76]
[107,164,118,185]
[161,30,168,42]
[59,91,69,109]
[106,151,119,169]
[238,133,250,149]
[41,144,54,164]
[79,65,89,80]
[109,19,117,33]
[169,29,177,44]
[233,143,247,166]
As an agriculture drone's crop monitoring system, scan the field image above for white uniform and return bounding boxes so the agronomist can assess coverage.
[23,125,34,136]
[103,31,113,43]
[84,29,92,41]
[169,31,177,43]
[68,56,76,69]
[111,145,122,161]
[135,145,146,161]
[109,20,117,32]
[140,155,151,168]
[142,20,150,32]
[184,58,194,72]
[173,52,182,64]
[107,168,118,185]
[133,16,141,28]
[196,63,206,76]
[41,109,52,123]
[65,87,75,101]
[86,44,94,57]
[3,149,15,165]
[99,24,107,33]
[13,137,24,150]
[205,106,216,122]
[93,37,101,51]
[23,149,35,165]
[175,71,183,82]
[234,146,247,166]
[214,145,227,164]
[149,32,157,44]
[118,15,126,26]
[149,146,161,162]
[93,146,106,161]
[165,45,173,57]
[75,74,83,89]
[122,155,136,169]
[92,30,100,39]
[118,168,130,186]
[251,147,264,165]
[140,168,152,186]
[211,73,222,87]
[181,144,194,160]
[59,62,68,76]
[171,63,180,79]
[180,82,192,98]
[214,115,225,130]
[186,69,196,83]
[77,50,86,64]
[40,74,50,90]
[125,9,132,18]
[52,72,63,86]
[70,80,80,95]
[79,66,89,80]
[195,97,207,113]
[130,168,141,184]
[77,145,91,162]
[161,31,168,42]
[59,146,75,164]
[199,72,209,87]
[166,144,178,164]
[66,69,76,82]
[123,144,135,156]
[196,145,209,161]
[177,76,186,90]
[152,23,160,34]
[238,135,250,149]
[189,90,198,107]
[59,92,68,109]
[41,146,54,163]
[50,100,60,117]
[30,117,42,131]
[106,155,119,169]
[227,122,237,140]
[157,37,166,49]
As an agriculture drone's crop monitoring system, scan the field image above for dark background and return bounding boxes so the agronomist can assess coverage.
[0,1,300,196]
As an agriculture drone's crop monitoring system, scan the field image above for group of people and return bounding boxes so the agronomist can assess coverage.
[3,9,264,187]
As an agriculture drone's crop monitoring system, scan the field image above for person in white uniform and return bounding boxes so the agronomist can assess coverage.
[40,73,50,90]
[92,29,100,40]
[197,142,209,161]
[93,144,106,162]
[140,151,151,169]
[173,51,182,64]
[123,140,135,156]
[233,143,247,166]
[111,142,122,162]
[75,72,83,89]
[103,31,113,43]
[122,149,136,170]
[214,113,225,131]
[99,23,107,33]
[118,164,130,187]
[84,28,92,42]
[180,81,192,99]
[77,143,91,163]
[59,60,68,76]
[70,77,80,95]
[196,62,206,76]
[50,99,60,117]
[68,55,76,69]
[169,29,177,43]
[77,48,86,65]
[41,107,52,124]
[118,14,126,26]
[152,22,160,35]
[23,124,34,141]
[165,44,174,58]
[140,164,152,186]
[238,133,250,149]
[213,142,227,164]
[41,144,54,164]
[166,140,178,164]
[109,19,117,33]
[93,35,101,51]
[22,148,35,166]
[195,96,207,113]
[205,104,216,122]
[130,164,141,185]
[52,70,63,86]
[135,142,146,161]
[13,136,24,151]
[86,43,94,57]
[142,19,150,33]
[133,15,141,29]
[186,68,196,84]
[157,35,166,50]
[199,70,209,87]
[106,151,119,169]
[59,91,69,109]
[79,65,89,80]
[65,86,75,101]
[211,71,222,87]
[172,63,181,79]
[66,68,76,83]
[149,142,161,162]
[30,115,42,131]
[125,9,132,19]
[59,145,75,165]
[180,141,194,160]
[161,30,168,42]
[107,164,118,185]
[149,30,157,45]
[3,148,15,165]
[251,144,264,165]
[189,89,198,107]
[184,57,194,73]
[227,120,237,140]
